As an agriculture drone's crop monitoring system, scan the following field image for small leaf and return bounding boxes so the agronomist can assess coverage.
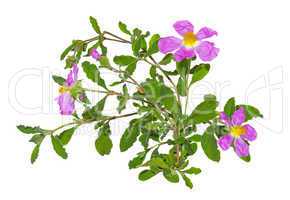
[82,61,107,89]
[177,77,187,96]
[58,127,76,145]
[159,54,173,65]
[17,125,45,134]
[150,157,169,169]
[163,169,179,183]
[183,167,202,175]
[118,21,131,35]
[180,173,193,189]
[31,144,40,164]
[95,124,113,156]
[113,55,137,66]
[201,131,220,162]
[147,34,160,55]
[176,59,191,78]
[89,16,101,34]
[51,135,68,159]
[190,64,210,85]
[239,104,263,121]
[120,120,140,152]
[190,98,218,124]
[52,75,66,86]
[128,151,146,169]
[29,134,45,145]
[138,170,157,181]
[224,97,235,117]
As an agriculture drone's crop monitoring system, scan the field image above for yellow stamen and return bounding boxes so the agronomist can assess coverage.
[58,86,70,94]
[183,32,198,47]
[230,126,246,137]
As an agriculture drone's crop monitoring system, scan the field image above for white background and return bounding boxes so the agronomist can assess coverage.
[1,0,289,199]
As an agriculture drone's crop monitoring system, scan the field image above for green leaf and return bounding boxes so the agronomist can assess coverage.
[95,124,113,156]
[188,134,202,142]
[138,170,157,181]
[89,16,101,34]
[183,167,201,175]
[29,134,45,145]
[118,21,131,35]
[224,97,235,117]
[159,54,173,65]
[190,98,218,124]
[58,127,76,145]
[176,59,191,78]
[31,144,40,164]
[52,75,66,86]
[190,64,210,85]
[17,125,45,134]
[117,84,129,113]
[120,119,140,152]
[201,131,220,162]
[60,43,74,60]
[128,151,147,169]
[180,173,193,189]
[150,157,169,169]
[163,169,179,183]
[51,135,68,159]
[82,61,107,89]
[147,34,160,55]
[113,55,137,66]
[239,104,263,121]
[177,77,187,96]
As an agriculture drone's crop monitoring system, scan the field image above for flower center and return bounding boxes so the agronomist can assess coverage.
[230,126,246,137]
[183,32,198,47]
[58,86,70,94]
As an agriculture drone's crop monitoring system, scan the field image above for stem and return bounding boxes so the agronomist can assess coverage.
[50,112,138,135]
[173,126,180,164]
[103,31,131,43]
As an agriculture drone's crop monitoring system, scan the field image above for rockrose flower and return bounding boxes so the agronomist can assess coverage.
[56,63,79,115]
[158,20,219,62]
[218,107,257,157]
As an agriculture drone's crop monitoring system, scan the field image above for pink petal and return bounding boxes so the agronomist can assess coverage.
[173,20,194,36]
[231,107,246,126]
[242,124,257,141]
[90,48,101,60]
[195,41,219,61]
[196,27,218,40]
[66,64,79,86]
[158,36,182,54]
[219,112,231,126]
[234,138,249,157]
[174,47,195,62]
[56,93,75,115]
[218,134,233,151]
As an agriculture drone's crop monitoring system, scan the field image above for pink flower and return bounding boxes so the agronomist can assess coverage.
[90,48,101,60]
[158,20,219,62]
[218,107,257,157]
[55,64,79,115]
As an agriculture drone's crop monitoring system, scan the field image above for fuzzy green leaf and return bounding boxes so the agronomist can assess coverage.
[224,97,235,117]
[190,64,210,85]
[89,16,101,34]
[51,135,68,159]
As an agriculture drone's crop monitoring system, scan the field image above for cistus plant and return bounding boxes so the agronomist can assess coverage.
[16,18,263,189]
